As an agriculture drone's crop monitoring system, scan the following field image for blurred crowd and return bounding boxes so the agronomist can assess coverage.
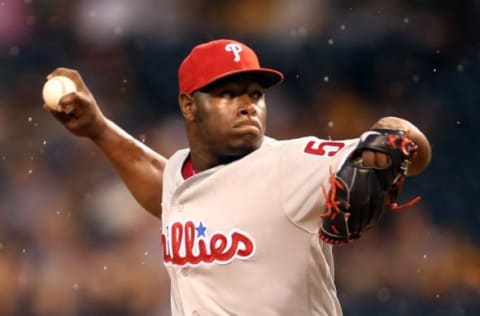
[0,0,479,315]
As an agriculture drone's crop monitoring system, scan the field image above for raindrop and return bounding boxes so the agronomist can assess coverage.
[377,287,391,302]
[456,64,464,72]
[114,26,123,35]
[323,76,330,82]
[42,140,47,145]
[412,75,419,83]
[144,251,149,256]
[340,25,346,30]
[73,283,79,290]
[456,121,461,125]
[18,274,27,286]
[403,17,410,24]
[26,16,36,27]
[436,294,440,299]
[423,254,428,259]
[103,266,108,271]
[22,248,27,254]
[28,169,32,174]
[139,134,146,143]
[9,46,20,56]
[28,117,33,122]
[328,121,334,128]
[328,39,334,45]
[433,68,437,73]
[298,26,307,37]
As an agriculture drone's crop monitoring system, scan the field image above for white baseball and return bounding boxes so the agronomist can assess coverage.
[42,76,77,111]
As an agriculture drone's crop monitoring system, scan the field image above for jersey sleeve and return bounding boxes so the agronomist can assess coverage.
[278,137,359,233]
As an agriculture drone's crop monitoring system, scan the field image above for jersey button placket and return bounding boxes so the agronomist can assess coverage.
[177,203,184,212]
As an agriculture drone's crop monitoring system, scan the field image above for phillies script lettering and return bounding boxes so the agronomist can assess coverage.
[162,220,255,266]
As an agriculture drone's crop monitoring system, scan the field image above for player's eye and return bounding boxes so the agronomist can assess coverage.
[249,90,263,100]
[219,90,234,99]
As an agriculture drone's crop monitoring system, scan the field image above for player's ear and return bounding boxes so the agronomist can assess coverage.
[178,92,197,121]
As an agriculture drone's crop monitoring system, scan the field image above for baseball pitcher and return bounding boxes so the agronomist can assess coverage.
[44,39,431,315]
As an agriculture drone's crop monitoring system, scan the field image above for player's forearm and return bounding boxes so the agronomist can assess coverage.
[91,119,166,217]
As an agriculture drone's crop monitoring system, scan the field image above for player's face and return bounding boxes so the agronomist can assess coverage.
[191,75,267,158]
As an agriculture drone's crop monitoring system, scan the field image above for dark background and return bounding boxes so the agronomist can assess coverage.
[1,0,479,315]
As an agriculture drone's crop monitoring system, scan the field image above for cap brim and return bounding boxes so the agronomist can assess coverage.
[196,68,284,93]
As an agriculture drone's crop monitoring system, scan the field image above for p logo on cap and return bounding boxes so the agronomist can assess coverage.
[178,39,284,94]
[225,43,243,62]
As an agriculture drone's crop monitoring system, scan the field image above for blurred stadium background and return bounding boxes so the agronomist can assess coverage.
[1,0,479,315]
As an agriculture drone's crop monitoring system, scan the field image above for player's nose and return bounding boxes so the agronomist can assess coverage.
[237,94,256,116]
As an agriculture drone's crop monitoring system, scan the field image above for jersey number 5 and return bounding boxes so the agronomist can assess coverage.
[304,140,345,157]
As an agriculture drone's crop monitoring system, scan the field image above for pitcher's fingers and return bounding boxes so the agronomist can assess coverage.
[361,150,376,167]
[49,107,77,123]
[375,152,390,168]
[47,68,91,94]
[58,91,91,113]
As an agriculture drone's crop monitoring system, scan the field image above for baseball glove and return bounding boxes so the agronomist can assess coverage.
[319,129,420,244]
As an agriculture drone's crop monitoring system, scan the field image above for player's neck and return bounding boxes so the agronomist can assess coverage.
[188,150,244,173]
[182,156,196,179]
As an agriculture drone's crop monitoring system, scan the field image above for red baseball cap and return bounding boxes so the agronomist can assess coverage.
[178,39,284,94]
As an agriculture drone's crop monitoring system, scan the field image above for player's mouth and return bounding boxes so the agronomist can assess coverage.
[233,121,262,136]
[233,119,261,130]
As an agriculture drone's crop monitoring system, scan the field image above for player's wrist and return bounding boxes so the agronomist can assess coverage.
[89,116,112,143]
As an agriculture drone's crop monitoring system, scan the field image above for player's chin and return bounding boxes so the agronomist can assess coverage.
[228,132,263,155]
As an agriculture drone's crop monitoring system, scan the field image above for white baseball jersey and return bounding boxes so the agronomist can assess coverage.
[161,136,359,316]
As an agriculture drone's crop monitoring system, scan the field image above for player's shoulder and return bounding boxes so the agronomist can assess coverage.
[258,136,310,151]
[267,136,358,150]
[262,135,323,147]
[266,136,360,166]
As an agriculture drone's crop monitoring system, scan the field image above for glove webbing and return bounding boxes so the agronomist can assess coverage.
[381,130,421,211]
